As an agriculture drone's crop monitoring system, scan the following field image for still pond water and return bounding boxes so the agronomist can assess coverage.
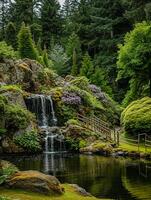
[1,154,151,200]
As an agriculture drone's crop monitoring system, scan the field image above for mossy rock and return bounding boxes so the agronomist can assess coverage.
[121,97,151,136]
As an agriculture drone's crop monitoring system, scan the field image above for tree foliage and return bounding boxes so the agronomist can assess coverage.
[117,22,151,105]
[18,23,38,60]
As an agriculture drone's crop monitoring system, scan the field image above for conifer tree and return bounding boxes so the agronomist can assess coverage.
[18,23,38,60]
[80,53,94,79]
[66,32,81,75]
[42,49,49,68]
[71,48,78,76]
[41,0,61,49]
[5,22,17,50]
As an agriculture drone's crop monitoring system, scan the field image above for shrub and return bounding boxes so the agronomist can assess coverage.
[38,68,56,87]
[66,86,104,110]
[66,119,79,126]
[0,41,17,60]
[14,130,41,152]
[0,128,7,136]
[0,95,7,115]
[62,91,81,105]
[0,85,22,94]
[0,160,18,185]
[121,97,151,136]
[5,104,32,130]
[70,76,90,92]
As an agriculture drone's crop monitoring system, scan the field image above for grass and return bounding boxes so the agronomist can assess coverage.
[0,184,111,200]
[118,132,151,153]
[119,142,151,153]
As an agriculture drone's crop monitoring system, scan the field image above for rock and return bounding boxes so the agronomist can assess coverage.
[8,170,64,195]
[1,137,24,153]
[70,184,92,197]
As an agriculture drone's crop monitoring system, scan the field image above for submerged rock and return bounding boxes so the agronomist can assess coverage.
[7,170,64,195]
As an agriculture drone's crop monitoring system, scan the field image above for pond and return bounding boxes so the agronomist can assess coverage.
[1,154,151,200]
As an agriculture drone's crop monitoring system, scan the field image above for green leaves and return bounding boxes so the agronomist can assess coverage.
[0,42,17,60]
[14,131,41,152]
[117,22,151,104]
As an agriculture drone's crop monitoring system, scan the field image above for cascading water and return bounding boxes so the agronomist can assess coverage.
[25,94,65,154]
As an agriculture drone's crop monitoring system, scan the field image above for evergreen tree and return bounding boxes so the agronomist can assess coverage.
[80,53,94,79]
[0,0,11,39]
[18,23,38,60]
[122,0,151,23]
[41,0,61,49]
[42,48,49,68]
[71,48,78,76]
[10,0,34,28]
[66,32,81,74]
[89,0,129,97]
[5,22,17,50]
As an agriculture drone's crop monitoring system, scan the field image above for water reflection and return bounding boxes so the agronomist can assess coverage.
[1,154,151,200]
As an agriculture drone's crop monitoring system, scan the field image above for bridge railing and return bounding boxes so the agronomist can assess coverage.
[77,114,113,141]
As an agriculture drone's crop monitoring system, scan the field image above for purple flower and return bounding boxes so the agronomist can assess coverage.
[62,91,81,105]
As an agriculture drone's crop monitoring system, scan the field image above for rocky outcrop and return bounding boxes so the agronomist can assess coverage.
[0,58,43,92]
[7,170,64,195]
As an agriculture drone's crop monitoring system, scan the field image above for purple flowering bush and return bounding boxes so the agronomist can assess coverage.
[62,91,82,105]
[89,84,107,103]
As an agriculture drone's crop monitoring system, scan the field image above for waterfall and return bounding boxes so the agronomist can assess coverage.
[25,94,65,154]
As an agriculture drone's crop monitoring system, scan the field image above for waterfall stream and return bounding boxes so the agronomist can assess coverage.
[25,94,65,154]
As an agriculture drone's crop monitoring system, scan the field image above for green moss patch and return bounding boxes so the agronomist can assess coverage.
[0,184,101,200]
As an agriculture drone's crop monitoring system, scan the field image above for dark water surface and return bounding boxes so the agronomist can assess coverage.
[1,154,151,200]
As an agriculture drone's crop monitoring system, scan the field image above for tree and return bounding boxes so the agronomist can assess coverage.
[5,22,17,49]
[66,32,81,74]
[122,0,151,23]
[71,48,78,76]
[42,48,50,68]
[9,0,35,28]
[80,53,94,79]
[117,22,151,105]
[50,44,69,75]
[88,0,130,97]
[0,0,11,39]
[41,0,61,49]
[18,23,38,60]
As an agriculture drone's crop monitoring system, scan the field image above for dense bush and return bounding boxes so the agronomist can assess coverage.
[62,91,81,105]
[14,131,41,152]
[121,97,151,136]
[70,76,90,92]
[5,104,32,130]
[66,85,104,110]
[0,41,17,60]
[38,68,57,87]
[0,160,18,185]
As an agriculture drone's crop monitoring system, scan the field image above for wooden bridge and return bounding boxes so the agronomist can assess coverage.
[77,114,119,144]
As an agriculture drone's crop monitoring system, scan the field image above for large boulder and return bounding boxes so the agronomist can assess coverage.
[7,170,64,195]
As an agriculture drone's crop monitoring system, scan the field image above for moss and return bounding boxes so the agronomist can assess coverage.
[0,85,23,94]
[0,184,99,200]
[70,76,90,92]
[121,97,151,136]
[14,130,41,152]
